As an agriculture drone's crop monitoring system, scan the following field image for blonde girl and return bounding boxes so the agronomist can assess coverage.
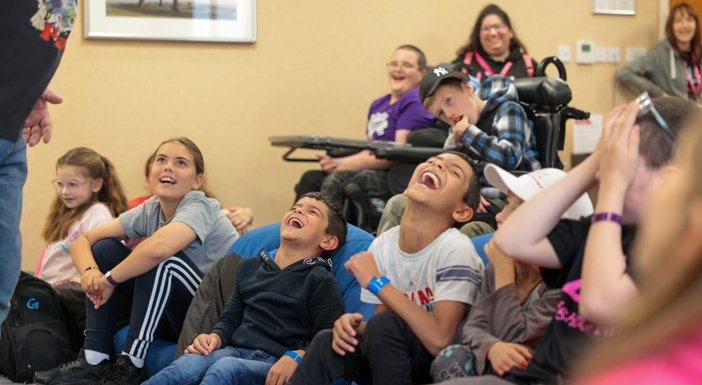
[35,147,127,287]
[41,137,238,385]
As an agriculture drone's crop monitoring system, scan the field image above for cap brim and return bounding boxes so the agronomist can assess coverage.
[420,71,467,103]
[484,164,519,197]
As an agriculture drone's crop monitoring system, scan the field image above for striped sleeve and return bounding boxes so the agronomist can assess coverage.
[434,232,485,305]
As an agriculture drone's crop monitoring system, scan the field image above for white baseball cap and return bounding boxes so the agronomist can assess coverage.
[484,164,593,220]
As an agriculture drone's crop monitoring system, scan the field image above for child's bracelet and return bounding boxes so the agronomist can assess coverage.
[367,276,390,296]
[82,266,99,274]
[591,212,623,225]
[104,271,120,286]
[284,350,302,363]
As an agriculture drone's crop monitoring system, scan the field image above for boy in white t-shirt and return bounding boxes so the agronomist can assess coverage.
[288,151,485,385]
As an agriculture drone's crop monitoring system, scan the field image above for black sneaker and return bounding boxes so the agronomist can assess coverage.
[101,355,148,385]
[39,351,111,385]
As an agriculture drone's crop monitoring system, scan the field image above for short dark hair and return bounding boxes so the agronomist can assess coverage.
[638,97,696,168]
[441,150,481,211]
[300,192,347,258]
[397,44,427,70]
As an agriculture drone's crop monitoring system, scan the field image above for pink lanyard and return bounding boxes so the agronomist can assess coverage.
[474,52,513,78]
[686,59,702,98]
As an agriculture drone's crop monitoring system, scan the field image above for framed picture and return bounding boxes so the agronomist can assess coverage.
[84,0,256,43]
[592,0,636,15]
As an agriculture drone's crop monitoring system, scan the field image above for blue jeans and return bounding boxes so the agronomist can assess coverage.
[142,346,277,385]
[0,137,27,336]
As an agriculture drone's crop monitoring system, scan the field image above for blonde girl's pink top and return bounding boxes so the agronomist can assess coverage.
[35,203,113,286]
[578,326,702,385]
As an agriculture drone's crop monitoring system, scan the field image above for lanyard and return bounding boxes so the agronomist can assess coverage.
[685,59,702,98]
[474,52,513,78]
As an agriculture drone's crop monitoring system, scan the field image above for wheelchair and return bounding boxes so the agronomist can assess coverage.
[270,57,589,234]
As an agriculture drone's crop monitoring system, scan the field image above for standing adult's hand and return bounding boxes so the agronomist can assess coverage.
[23,89,63,146]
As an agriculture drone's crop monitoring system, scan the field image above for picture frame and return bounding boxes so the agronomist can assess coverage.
[592,0,636,16]
[84,0,256,43]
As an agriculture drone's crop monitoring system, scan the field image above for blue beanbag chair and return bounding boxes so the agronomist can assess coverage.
[470,233,492,266]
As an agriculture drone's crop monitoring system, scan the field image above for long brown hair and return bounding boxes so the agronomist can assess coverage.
[150,137,215,198]
[455,4,529,59]
[42,147,128,243]
[666,2,702,59]
[576,109,702,377]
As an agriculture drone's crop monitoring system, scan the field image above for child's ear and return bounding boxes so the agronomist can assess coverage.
[452,202,474,224]
[91,178,104,193]
[320,235,339,252]
[191,174,205,190]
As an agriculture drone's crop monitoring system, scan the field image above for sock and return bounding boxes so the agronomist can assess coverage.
[121,352,144,369]
[84,349,109,365]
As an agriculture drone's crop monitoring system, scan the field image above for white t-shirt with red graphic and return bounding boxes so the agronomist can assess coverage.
[361,226,484,313]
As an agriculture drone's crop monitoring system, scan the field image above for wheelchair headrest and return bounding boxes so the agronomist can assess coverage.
[513,77,572,108]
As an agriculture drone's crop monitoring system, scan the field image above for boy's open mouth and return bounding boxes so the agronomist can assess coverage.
[287,217,304,229]
[159,176,176,184]
[419,171,440,190]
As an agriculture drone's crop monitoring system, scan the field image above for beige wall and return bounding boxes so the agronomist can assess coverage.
[21,0,661,271]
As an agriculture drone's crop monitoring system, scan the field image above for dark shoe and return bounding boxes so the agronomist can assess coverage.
[40,351,111,385]
[101,355,148,385]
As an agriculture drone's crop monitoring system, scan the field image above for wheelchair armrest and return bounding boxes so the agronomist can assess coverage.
[371,145,444,163]
[270,135,376,162]
[561,106,590,121]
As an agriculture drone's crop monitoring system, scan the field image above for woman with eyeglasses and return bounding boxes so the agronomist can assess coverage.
[617,3,702,103]
[452,4,537,82]
[294,44,435,205]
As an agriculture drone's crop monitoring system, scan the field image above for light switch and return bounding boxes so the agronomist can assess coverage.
[557,45,571,63]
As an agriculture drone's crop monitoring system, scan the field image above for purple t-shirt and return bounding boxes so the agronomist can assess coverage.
[366,88,435,141]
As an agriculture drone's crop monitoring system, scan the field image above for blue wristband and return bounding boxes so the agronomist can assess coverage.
[367,276,390,296]
[284,350,302,363]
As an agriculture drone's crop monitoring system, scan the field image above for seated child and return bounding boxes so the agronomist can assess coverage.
[436,96,695,385]
[142,192,347,385]
[294,44,435,205]
[376,64,540,233]
[38,137,239,385]
[430,164,593,381]
[573,105,702,385]
[36,147,128,287]
[288,151,485,385]
[33,147,129,352]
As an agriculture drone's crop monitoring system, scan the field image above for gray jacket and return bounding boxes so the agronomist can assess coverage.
[462,264,561,374]
[616,39,700,102]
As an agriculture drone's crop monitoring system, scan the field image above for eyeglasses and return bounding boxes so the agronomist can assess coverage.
[635,92,676,141]
[480,23,507,32]
[52,179,90,192]
[387,61,418,70]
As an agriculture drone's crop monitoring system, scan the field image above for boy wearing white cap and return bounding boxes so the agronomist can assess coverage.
[431,165,593,382]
